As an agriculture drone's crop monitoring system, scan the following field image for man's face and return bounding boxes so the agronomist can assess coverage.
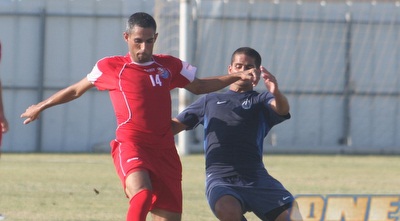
[124,26,158,63]
[229,53,257,87]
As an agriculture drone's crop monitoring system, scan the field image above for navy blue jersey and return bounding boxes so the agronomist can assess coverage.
[176,90,290,179]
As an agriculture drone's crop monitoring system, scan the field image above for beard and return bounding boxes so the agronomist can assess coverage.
[136,52,151,63]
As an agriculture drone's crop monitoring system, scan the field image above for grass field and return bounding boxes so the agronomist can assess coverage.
[0,153,399,220]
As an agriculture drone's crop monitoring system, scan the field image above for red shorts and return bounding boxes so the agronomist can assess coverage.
[111,139,183,213]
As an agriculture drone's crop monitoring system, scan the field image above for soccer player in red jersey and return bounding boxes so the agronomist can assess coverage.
[20,12,259,221]
[0,41,9,154]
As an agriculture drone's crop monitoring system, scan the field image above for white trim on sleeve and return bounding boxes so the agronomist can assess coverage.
[180,61,197,82]
[86,64,102,83]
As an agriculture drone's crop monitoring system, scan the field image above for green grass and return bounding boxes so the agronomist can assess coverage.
[0,154,399,220]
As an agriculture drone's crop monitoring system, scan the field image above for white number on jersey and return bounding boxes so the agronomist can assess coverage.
[149,75,162,87]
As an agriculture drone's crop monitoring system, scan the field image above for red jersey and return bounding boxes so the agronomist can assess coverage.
[87,53,196,148]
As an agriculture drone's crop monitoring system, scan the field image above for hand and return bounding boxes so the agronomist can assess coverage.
[0,115,8,133]
[261,66,278,94]
[240,68,261,87]
[21,104,42,124]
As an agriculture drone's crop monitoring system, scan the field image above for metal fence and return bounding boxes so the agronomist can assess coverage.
[0,0,399,154]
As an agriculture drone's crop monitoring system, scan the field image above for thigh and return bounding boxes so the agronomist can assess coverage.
[207,185,244,216]
[214,195,243,220]
[151,148,183,213]
[125,170,152,198]
[151,173,182,213]
[111,140,150,189]
[273,201,303,221]
[239,184,294,220]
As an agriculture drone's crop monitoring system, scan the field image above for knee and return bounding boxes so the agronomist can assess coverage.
[214,196,243,221]
[215,206,242,221]
[125,186,150,199]
[124,170,152,199]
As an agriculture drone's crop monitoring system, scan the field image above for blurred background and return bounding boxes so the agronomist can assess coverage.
[0,0,399,154]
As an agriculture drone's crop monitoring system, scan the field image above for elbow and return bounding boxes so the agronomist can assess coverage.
[277,106,290,116]
[73,91,85,99]
[278,110,290,116]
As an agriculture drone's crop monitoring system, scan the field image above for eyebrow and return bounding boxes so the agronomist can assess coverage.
[133,37,155,42]
[235,63,255,67]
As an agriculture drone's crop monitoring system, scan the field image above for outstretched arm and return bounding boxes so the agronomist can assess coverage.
[261,66,290,115]
[184,68,260,95]
[21,77,94,124]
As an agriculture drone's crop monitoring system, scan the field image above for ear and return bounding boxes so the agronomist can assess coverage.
[123,32,129,42]
[154,32,159,42]
[228,65,233,74]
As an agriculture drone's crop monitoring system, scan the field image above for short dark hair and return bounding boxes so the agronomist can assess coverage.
[125,12,157,33]
[231,47,262,68]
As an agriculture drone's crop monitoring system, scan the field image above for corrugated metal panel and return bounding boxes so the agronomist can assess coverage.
[0,0,399,153]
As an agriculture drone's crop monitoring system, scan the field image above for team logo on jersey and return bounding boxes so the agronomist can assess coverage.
[242,99,252,109]
[157,67,170,79]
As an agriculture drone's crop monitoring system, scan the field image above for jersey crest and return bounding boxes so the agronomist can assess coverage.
[241,98,252,109]
[157,67,170,79]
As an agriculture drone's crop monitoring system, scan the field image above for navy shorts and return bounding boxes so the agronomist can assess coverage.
[206,174,294,220]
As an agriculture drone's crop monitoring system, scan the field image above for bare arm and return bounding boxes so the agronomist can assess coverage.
[0,80,8,133]
[21,77,94,124]
[261,66,290,115]
[184,68,260,95]
[171,118,189,135]
[269,90,290,116]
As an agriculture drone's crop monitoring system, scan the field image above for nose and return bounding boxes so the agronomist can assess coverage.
[138,42,145,50]
[139,42,152,51]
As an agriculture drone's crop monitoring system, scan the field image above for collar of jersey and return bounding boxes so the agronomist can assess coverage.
[126,53,155,66]
[130,60,154,66]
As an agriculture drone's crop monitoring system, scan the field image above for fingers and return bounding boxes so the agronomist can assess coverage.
[246,68,260,86]
[21,113,35,125]
[23,118,32,125]
[261,65,269,73]
[1,122,9,133]
[20,106,39,124]
[261,66,271,78]
[260,66,276,81]
[1,125,6,133]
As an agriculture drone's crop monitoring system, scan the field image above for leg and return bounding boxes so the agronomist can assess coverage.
[125,170,152,198]
[148,149,183,221]
[150,209,181,221]
[214,195,243,221]
[273,201,303,221]
[125,170,153,221]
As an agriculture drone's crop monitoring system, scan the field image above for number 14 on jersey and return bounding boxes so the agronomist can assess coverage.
[149,75,162,87]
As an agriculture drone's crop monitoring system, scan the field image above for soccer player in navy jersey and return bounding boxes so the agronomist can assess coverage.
[0,42,9,154]
[20,13,259,221]
[172,47,303,221]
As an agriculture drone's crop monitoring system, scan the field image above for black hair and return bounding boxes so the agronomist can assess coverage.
[125,12,157,33]
[231,47,262,68]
